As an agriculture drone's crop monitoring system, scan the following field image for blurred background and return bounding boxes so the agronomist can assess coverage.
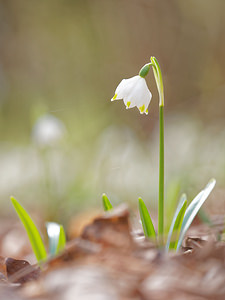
[0,0,224,228]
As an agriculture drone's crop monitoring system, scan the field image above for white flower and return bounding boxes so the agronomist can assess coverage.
[111,75,152,115]
[32,114,66,147]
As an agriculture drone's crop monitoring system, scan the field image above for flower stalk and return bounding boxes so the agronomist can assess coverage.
[158,105,164,243]
[150,57,165,244]
[111,56,165,244]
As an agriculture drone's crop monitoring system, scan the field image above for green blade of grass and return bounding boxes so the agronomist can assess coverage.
[102,193,113,211]
[176,179,216,251]
[165,194,187,252]
[11,197,47,263]
[138,197,156,240]
[56,225,66,253]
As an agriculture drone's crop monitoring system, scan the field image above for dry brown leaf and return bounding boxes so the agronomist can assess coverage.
[6,257,40,284]
[81,204,133,250]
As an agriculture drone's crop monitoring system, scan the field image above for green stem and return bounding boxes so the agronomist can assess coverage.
[158,105,164,245]
[150,57,164,245]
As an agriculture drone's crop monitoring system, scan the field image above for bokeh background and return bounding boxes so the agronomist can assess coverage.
[0,0,224,227]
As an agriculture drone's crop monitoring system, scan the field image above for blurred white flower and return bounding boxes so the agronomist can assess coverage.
[32,114,66,147]
[46,222,61,255]
[111,75,152,115]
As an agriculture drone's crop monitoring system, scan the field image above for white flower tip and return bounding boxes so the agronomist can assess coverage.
[111,93,118,101]
[138,104,148,115]
[126,101,131,109]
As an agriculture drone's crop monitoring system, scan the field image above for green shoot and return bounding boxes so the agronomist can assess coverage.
[176,179,216,250]
[56,225,66,253]
[138,197,156,240]
[166,194,187,252]
[11,196,47,264]
[102,193,113,211]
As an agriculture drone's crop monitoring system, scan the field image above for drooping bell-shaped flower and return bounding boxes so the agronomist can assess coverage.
[32,114,66,148]
[111,73,152,115]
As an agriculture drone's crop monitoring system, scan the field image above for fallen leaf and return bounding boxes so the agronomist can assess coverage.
[81,204,133,250]
[6,257,40,284]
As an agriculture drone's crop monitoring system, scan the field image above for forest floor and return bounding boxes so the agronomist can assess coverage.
[0,204,224,300]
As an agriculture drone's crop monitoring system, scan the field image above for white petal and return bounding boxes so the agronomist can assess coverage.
[111,76,140,101]
[121,76,143,106]
[134,81,152,114]
[124,77,152,113]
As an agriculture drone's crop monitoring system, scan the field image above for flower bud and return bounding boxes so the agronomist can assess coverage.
[139,64,150,78]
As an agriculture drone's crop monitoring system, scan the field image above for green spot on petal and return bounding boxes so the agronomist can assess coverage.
[127,101,131,108]
[112,93,117,100]
[146,108,148,114]
[139,105,145,113]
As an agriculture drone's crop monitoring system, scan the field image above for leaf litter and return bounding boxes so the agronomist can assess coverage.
[0,204,224,300]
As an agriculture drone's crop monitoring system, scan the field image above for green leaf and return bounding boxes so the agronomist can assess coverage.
[102,193,113,211]
[176,179,216,251]
[165,194,187,252]
[138,197,156,240]
[56,225,66,253]
[11,197,47,263]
